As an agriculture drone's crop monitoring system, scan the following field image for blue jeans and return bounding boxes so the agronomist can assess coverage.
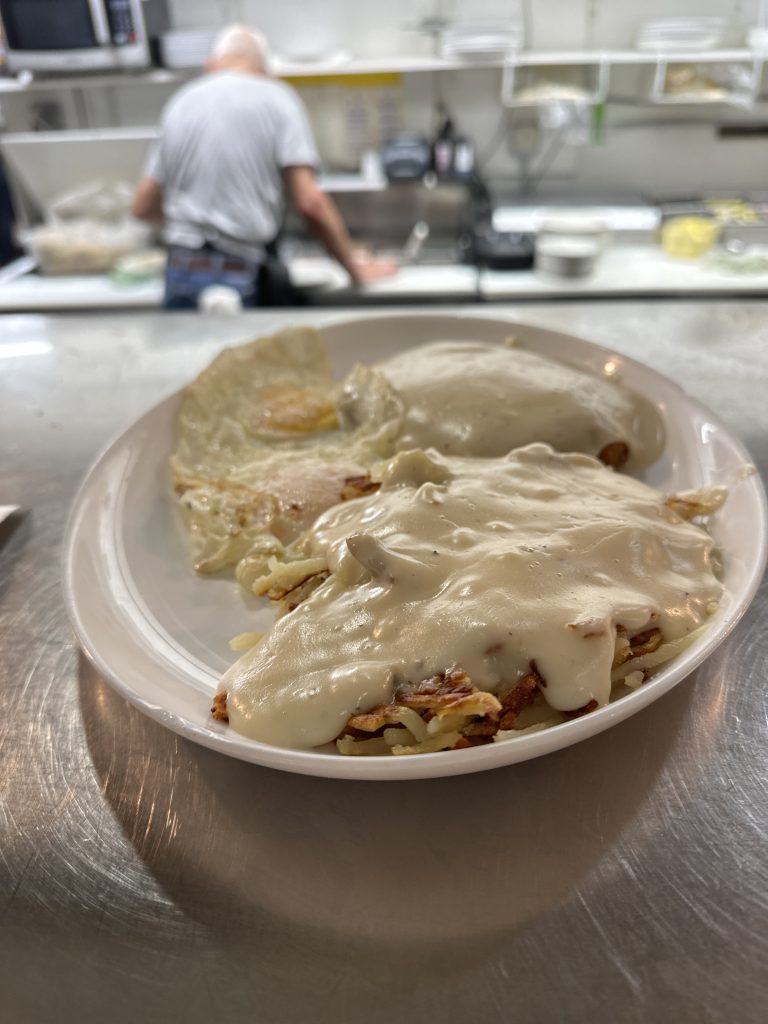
[163,244,261,309]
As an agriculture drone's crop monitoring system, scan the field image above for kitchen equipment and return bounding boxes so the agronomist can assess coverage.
[401,220,430,264]
[493,203,660,243]
[535,215,607,279]
[452,137,475,179]
[535,237,599,278]
[661,216,720,259]
[381,134,432,182]
[0,0,169,73]
[430,104,476,182]
[159,29,217,70]
[198,285,243,315]
[255,3,342,64]
[502,61,609,109]
[470,224,534,270]
[651,58,759,107]
[432,111,455,179]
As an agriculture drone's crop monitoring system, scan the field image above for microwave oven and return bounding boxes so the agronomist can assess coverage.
[0,0,169,73]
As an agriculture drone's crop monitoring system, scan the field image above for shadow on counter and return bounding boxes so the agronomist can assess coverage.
[77,650,698,960]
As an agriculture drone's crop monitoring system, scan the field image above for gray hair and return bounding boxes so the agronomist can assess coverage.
[210,24,270,72]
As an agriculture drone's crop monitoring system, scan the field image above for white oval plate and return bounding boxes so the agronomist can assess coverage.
[64,314,768,780]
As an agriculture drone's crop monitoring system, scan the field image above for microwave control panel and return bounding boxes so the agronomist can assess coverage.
[106,0,137,46]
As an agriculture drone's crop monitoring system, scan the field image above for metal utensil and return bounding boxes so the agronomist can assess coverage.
[402,221,430,264]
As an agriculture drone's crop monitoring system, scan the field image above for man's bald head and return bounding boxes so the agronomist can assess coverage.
[208,25,270,75]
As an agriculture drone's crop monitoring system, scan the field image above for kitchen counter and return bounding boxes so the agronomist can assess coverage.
[0,245,767,310]
[479,244,768,299]
[2,302,767,1023]
[0,258,481,310]
[0,256,352,311]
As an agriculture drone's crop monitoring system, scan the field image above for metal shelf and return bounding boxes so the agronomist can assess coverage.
[0,48,760,90]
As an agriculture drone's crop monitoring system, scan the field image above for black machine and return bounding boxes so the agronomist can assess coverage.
[468,223,535,270]
[381,134,433,183]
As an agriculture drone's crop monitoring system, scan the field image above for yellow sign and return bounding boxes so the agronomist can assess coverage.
[281,73,402,88]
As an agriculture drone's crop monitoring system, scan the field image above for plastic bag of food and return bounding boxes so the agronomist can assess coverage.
[19,178,152,275]
[47,179,136,224]
[20,217,152,275]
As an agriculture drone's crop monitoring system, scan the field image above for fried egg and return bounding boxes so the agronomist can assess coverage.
[170,327,402,576]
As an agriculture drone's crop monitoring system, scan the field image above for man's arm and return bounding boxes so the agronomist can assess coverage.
[282,166,394,285]
[132,177,164,222]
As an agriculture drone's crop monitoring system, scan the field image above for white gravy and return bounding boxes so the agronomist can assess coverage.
[222,445,722,749]
[367,340,664,470]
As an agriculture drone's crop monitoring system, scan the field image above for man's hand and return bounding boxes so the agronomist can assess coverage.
[351,256,399,285]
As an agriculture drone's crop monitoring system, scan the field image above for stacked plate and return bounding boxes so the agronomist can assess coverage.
[160,30,218,70]
[440,22,523,60]
[636,18,725,52]
[747,26,768,54]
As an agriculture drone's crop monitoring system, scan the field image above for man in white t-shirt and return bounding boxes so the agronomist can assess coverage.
[132,24,392,308]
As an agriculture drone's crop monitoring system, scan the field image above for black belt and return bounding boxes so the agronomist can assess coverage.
[168,243,263,273]
[172,255,255,272]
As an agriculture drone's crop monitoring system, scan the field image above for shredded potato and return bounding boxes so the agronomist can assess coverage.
[229,631,265,652]
[665,486,728,520]
[336,735,392,756]
[611,625,707,683]
[623,671,645,690]
[391,731,463,756]
[495,719,560,740]
[251,556,329,599]
[334,620,713,756]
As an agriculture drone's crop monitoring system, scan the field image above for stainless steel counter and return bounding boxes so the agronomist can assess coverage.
[2,303,767,1023]
[5,245,768,312]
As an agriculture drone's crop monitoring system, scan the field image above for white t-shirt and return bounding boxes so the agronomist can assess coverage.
[144,71,318,261]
